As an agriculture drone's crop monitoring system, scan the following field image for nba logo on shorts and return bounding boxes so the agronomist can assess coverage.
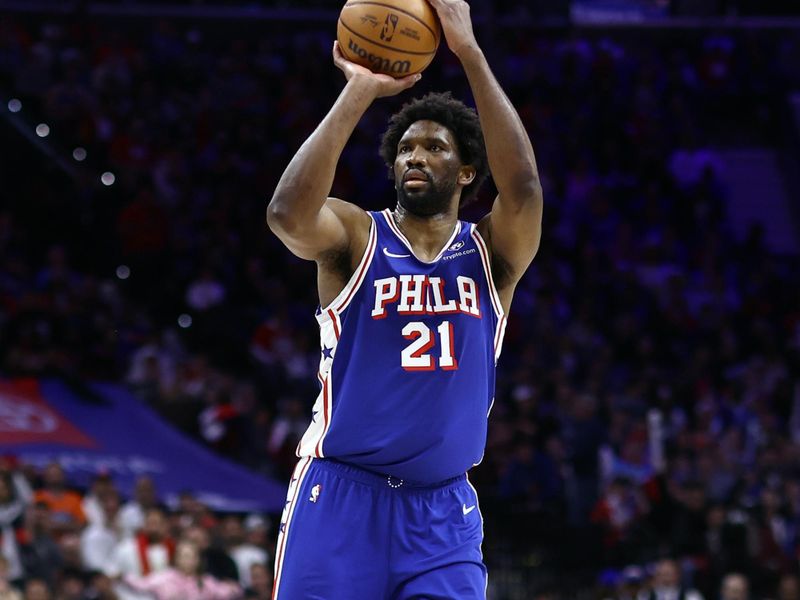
[309,484,322,503]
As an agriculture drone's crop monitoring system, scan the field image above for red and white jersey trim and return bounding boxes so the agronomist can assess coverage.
[470,226,507,362]
[272,457,313,599]
[297,215,377,459]
[470,226,503,318]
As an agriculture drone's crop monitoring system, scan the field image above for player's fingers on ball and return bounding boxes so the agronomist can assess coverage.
[401,74,422,89]
[332,44,349,68]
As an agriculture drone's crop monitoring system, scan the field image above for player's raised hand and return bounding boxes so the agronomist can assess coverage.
[332,41,421,98]
[426,0,478,57]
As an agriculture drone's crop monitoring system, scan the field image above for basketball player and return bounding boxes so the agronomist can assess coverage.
[267,0,542,597]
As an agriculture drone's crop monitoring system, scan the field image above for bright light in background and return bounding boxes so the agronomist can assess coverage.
[101,171,115,186]
[35,123,50,137]
[73,147,87,161]
[116,265,130,280]
[178,314,193,329]
[7,99,21,113]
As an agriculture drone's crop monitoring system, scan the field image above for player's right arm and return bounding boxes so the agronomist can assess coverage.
[267,43,421,263]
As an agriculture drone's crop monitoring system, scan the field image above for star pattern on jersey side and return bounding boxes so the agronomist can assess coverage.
[321,345,334,360]
[311,410,319,423]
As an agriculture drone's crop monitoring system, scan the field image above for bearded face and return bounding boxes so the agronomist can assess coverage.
[396,166,458,217]
[393,120,468,217]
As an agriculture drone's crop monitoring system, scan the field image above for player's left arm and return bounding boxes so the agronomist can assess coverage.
[429,0,543,311]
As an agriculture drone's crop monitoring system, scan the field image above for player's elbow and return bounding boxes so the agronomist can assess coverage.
[266,198,296,235]
[500,174,543,210]
[266,201,281,233]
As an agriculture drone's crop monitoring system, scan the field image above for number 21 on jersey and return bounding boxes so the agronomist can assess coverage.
[401,321,458,371]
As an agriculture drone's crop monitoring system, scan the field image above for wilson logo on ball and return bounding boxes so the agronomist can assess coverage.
[347,39,411,75]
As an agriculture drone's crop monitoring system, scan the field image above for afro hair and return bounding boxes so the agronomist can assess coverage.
[379,92,489,206]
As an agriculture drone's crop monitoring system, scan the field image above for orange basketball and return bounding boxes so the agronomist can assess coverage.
[337,0,441,78]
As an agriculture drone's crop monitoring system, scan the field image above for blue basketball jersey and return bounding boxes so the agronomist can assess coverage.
[297,209,507,484]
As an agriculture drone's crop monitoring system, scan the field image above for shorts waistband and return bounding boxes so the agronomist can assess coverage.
[317,459,466,491]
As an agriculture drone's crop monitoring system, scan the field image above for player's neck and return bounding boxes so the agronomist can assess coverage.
[392,205,459,261]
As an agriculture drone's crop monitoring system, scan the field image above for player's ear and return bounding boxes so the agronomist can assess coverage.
[458,165,476,187]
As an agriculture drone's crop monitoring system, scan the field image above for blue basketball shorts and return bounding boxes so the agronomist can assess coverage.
[272,457,487,599]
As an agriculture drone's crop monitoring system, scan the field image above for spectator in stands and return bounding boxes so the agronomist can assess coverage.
[198,388,245,460]
[702,504,755,592]
[590,477,649,564]
[81,490,124,572]
[242,515,270,566]
[182,525,238,583]
[617,565,646,600]
[106,506,175,600]
[753,486,795,577]
[173,492,216,532]
[720,573,750,600]
[219,515,267,588]
[56,567,87,600]
[776,574,800,600]
[33,464,85,529]
[82,473,118,528]
[642,558,705,600]
[671,481,710,559]
[126,332,182,406]
[18,503,62,589]
[85,571,120,600]
[0,556,22,600]
[56,531,87,577]
[244,513,273,564]
[0,457,33,507]
[0,472,26,582]
[243,563,271,600]
[120,540,242,600]
[118,477,158,538]
[21,579,50,600]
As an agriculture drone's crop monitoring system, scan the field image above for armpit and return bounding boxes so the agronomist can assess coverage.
[490,250,516,292]
[318,244,354,282]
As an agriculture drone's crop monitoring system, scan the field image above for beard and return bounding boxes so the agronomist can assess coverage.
[396,175,458,217]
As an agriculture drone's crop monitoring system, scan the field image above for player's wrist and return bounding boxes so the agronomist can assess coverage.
[345,74,383,98]
[341,75,384,106]
[453,41,483,63]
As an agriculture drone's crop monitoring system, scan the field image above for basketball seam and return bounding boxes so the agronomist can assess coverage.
[341,1,440,43]
[339,19,436,57]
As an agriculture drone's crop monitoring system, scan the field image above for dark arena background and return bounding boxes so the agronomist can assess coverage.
[1,0,800,599]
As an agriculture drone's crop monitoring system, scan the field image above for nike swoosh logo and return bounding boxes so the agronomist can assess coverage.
[383,248,411,259]
[462,504,476,516]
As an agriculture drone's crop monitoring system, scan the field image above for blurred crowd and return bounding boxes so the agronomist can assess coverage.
[0,458,272,599]
[1,6,800,600]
